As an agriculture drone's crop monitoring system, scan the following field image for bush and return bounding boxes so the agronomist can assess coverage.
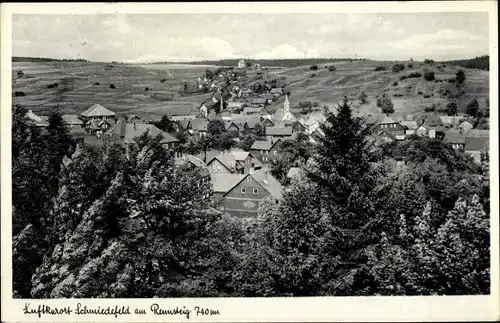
[145,87,149,91]
[160,79,166,83]
[110,84,116,89]
[393,93,403,97]
[417,91,423,95]
[392,64,405,73]
[14,91,26,97]
[312,101,319,107]
[93,82,100,85]
[424,59,435,64]
[392,82,398,86]
[423,94,431,98]
[328,65,337,72]
[408,64,413,68]
[310,74,316,78]
[423,71,435,81]
[17,70,24,78]
[310,65,318,71]
[374,66,387,71]
[446,102,458,116]
[408,72,422,78]
[425,106,436,112]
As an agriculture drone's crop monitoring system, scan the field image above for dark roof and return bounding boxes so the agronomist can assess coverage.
[424,114,444,127]
[465,136,489,151]
[244,117,261,128]
[252,98,267,104]
[443,131,465,144]
[106,119,179,144]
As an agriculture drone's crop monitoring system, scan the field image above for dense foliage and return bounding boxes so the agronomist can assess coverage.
[443,55,489,71]
[12,94,490,297]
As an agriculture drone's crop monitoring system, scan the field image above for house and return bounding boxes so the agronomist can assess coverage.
[466,129,489,137]
[25,110,48,128]
[261,93,275,104]
[227,101,243,112]
[199,104,208,118]
[127,115,142,123]
[220,110,232,121]
[270,88,284,96]
[62,114,84,128]
[232,150,263,173]
[262,117,275,128]
[106,119,180,150]
[243,107,262,116]
[372,115,406,135]
[440,116,463,128]
[265,126,294,139]
[84,119,114,136]
[250,139,282,164]
[464,136,489,163]
[243,117,262,133]
[225,121,241,133]
[238,59,246,69]
[214,169,283,217]
[251,98,267,108]
[175,154,211,198]
[190,119,209,137]
[241,89,254,98]
[400,121,418,135]
[443,131,466,150]
[459,120,474,133]
[175,119,192,132]
[207,152,240,174]
[81,103,116,121]
[273,94,296,122]
[310,128,325,143]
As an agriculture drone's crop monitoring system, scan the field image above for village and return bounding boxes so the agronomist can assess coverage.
[23,58,490,218]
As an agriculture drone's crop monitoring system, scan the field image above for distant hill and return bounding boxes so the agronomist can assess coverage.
[442,55,489,71]
[152,58,367,68]
[12,56,88,63]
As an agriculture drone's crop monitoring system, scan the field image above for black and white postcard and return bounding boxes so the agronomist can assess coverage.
[1,2,498,322]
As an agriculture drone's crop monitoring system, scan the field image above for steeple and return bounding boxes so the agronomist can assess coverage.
[284,94,290,114]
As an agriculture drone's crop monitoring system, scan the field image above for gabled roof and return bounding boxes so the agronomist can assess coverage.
[273,107,285,120]
[251,140,274,150]
[25,110,43,123]
[380,115,397,125]
[443,131,466,144]
[81,103,115,117]
[248,169,283,199]
[106,119,179,144]
[400,121,418,130]
[175,154,210,177]
[423,114,443,127]
[211,173,246,193]
[244,117,261,129]
[62,114,83,125]
[176,119,191,129]
[467,129,489,137]
[465,136,489,152]
[225,120,240,130]
[207,152,239,172]
[232,151,250,162]
[265,126,293,136]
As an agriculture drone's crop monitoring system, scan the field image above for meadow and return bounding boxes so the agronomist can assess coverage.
[12,59,489,120]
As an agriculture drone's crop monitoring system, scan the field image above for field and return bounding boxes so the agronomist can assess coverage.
[11,62,217,119]
[12,59,489,120]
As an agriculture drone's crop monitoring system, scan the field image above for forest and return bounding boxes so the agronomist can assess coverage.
[12,56,89,63]
[442,55,489,70]
[12,98,490,298]
[151,58,366,67]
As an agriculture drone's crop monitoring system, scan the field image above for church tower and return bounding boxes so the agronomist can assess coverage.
[284,94,290,114]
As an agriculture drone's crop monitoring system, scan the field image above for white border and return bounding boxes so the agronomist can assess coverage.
[1,2,499,322]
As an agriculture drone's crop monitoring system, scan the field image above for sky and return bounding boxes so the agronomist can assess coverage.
[12,13,490,63]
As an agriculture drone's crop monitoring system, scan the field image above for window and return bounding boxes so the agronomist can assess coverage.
[246,177,251,183]
[260,149,263,154]
[217,165,221,171]
[253,188,259,194]
[241,187,247,193]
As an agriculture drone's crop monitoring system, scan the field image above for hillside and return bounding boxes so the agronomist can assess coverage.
[11,59,489,119]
